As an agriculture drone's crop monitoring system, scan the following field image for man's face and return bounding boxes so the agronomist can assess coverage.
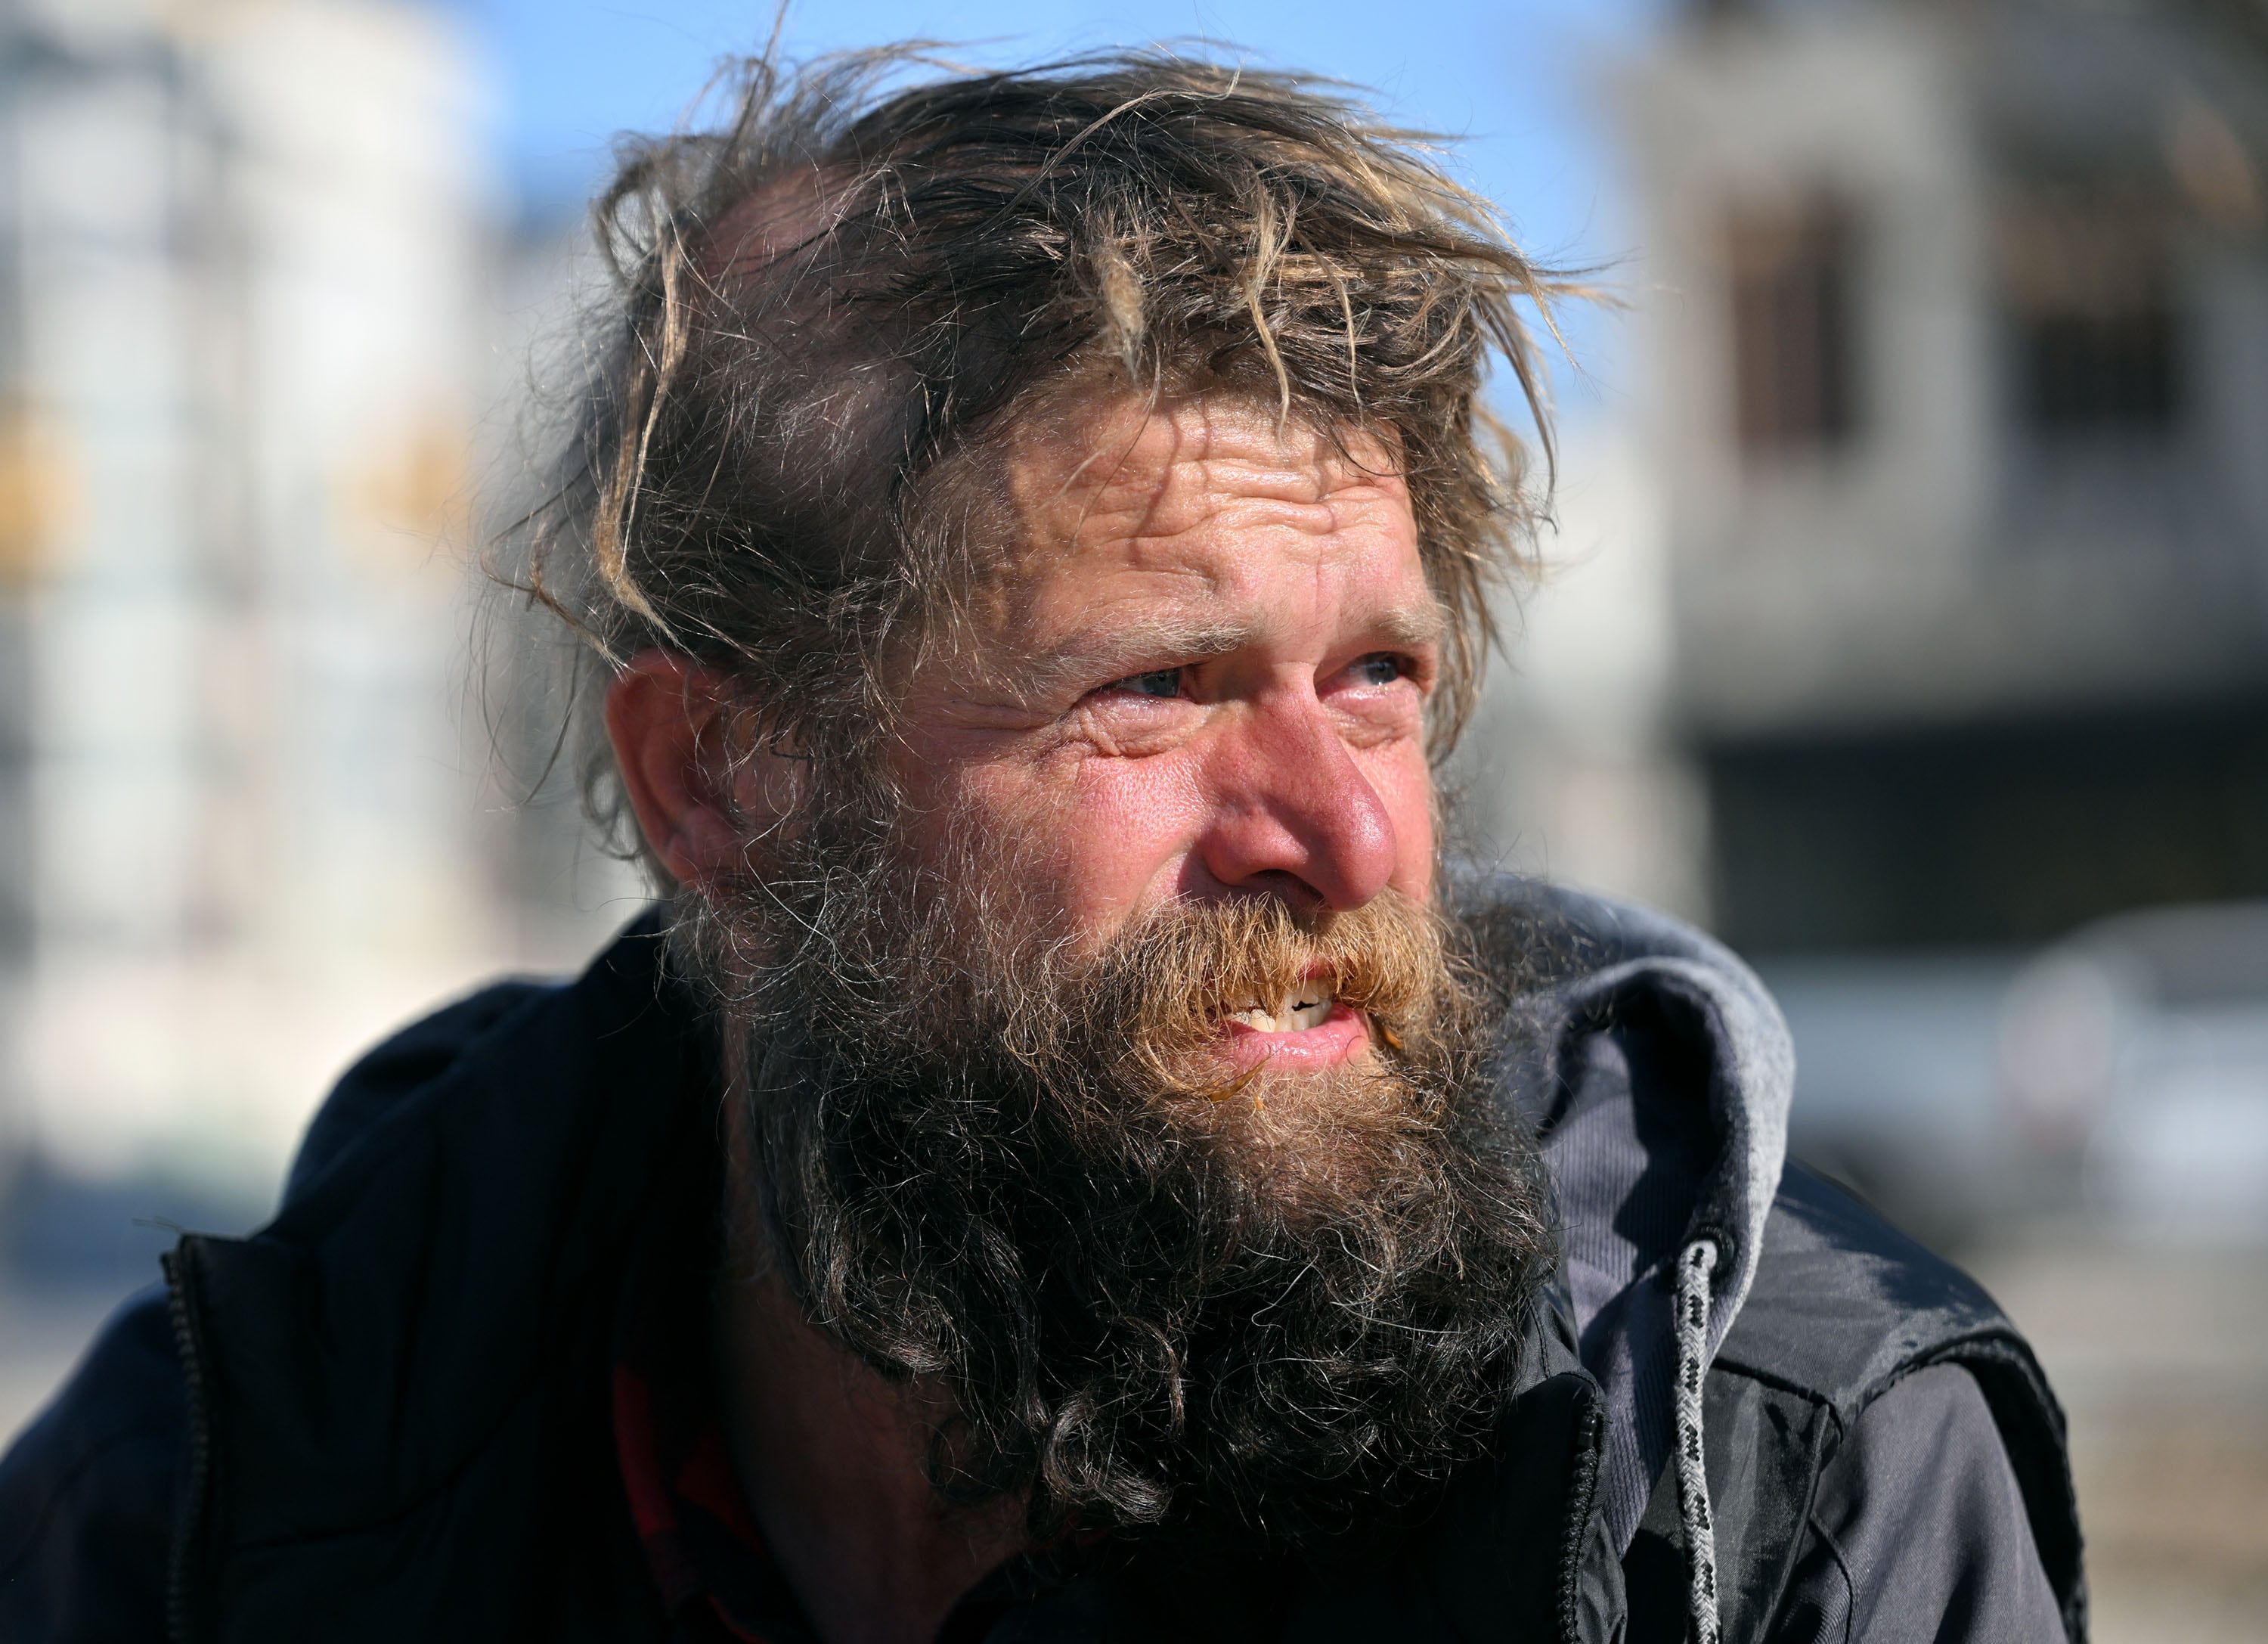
[662,386,1547,1550]
[888,389,1443,1078]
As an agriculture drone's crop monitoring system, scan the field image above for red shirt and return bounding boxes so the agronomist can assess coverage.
[608,1215,1049,1644]
[609,1194,822,1644]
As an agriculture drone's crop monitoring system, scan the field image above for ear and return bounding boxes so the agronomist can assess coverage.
[603,650,782,892]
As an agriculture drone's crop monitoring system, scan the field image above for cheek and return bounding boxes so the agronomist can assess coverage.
[951,749,1211,934]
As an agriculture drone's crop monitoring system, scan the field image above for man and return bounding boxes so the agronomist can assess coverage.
[2,50,2083,1643]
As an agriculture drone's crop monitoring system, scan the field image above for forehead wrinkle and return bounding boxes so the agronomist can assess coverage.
[1010,391,1406,566]
[1046,405,1168,553]
[1079,447,1395,553]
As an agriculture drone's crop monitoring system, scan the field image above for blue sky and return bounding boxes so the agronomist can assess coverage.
[445,0,1669,407]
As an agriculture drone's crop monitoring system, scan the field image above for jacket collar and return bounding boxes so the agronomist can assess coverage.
[166,910,713,1634]
[1471,876,1796,1552]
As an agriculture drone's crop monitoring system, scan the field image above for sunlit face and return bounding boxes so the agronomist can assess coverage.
[888,389,1443,1077]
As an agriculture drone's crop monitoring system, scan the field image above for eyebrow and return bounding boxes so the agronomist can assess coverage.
[1365,604,1451,649]
[1007,601,1449,702]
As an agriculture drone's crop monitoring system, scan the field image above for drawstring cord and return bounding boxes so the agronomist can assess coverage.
[1673,1237,1723,1644]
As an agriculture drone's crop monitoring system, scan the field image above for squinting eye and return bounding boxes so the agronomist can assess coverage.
[1352,653,1405,687]
[1110,668,1185,699]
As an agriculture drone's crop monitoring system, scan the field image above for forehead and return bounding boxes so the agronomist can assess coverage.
[978,389,1431,644]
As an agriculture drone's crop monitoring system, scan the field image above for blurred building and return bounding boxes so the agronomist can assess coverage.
[0,0,618,1209]
[1622,0,2268,958]
[1615,0,2268,1239]
[1451,423,1706,925]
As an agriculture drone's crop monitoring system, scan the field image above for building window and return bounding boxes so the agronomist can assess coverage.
[2000,202,2180,437]
[1725,200,1860,455]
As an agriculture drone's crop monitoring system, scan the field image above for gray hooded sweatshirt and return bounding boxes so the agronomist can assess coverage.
[1486,877,2074,1642]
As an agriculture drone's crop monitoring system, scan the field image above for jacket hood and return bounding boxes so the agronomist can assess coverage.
[1467,875,1796,1552]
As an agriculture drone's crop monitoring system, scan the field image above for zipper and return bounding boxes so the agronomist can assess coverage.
[162,1240,215,1644]
[1555,1382,1608,1644]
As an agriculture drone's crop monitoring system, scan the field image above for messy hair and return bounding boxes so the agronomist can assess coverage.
[502,45,1569,862]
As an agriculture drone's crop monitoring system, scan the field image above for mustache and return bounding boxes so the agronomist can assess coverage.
[996,889,1464,1087]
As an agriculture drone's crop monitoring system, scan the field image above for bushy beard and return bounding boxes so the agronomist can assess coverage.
[687,804,1556,1552]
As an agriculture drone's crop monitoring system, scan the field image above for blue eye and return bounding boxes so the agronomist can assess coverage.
[1112,668,1184,699]
[1352,653,1403,687]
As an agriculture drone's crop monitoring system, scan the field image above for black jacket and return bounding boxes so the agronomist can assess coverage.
[0,886,2087,1641]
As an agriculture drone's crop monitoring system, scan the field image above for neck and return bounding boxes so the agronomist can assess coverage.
[714,1143,1026,1644]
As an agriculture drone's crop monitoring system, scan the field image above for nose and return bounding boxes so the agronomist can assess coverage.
[1192,695,1400,912]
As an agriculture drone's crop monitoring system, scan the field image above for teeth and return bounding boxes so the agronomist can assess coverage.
[1226,988,1334,1034]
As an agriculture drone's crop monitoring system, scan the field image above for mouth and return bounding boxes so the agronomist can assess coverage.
[1215,982,1370,1075]
[1223,983,1337,1035]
